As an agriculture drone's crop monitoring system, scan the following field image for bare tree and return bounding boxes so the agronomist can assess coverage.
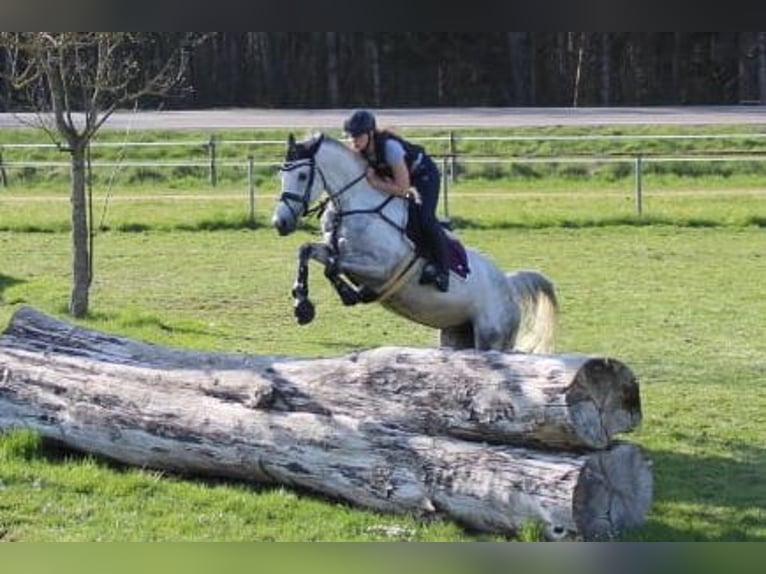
[325,32,340,107]
[600,33,612,105]
[0,32,204,317]
[365,34,382,107]
[507,32,528,105]
[759,32,766,104]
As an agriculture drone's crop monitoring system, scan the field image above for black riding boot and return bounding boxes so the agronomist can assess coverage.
[431,227,450,292]
[419,222,450,292]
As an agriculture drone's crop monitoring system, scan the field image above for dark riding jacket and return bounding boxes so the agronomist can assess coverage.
[366,131,426,179]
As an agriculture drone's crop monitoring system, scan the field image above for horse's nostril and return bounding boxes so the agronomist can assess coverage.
[273,218,289,236]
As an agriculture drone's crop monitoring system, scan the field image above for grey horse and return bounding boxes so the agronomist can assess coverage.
[272,132,557,352]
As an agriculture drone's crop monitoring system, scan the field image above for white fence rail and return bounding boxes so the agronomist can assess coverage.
[1,132,765,218]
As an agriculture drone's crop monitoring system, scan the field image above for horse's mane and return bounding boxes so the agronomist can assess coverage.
[287,132,366,171]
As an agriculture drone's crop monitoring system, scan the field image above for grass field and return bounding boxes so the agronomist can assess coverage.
[1,125,765,541]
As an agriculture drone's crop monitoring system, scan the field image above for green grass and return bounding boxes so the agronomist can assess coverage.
[1,123,765,541]
[3,123,766,191]
[1,222,764,541]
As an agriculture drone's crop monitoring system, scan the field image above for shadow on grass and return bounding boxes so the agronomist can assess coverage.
[8,214,765,235]
[81,309,216,339]
[112,216,263,233]
[447,215,727,231]
[0,273,25,302]
[630,442,766,541]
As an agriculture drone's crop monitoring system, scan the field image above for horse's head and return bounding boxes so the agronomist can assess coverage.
[272,133,326,236]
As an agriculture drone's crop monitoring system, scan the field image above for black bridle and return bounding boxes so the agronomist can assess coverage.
[278,136,408,238]
[279,154,367,221]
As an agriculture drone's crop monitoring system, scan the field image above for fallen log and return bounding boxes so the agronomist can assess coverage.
[1,306,641,449]
[0,306,653,539]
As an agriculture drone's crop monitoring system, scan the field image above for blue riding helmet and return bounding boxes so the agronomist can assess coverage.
[343,109,376,137]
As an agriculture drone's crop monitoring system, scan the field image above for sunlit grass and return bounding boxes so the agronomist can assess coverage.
[1,122,765,540]
[1,222,764,540]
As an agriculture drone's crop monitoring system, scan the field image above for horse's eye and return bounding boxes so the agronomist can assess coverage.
[297,173,308,181]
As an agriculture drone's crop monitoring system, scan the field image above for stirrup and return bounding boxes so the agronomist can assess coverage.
[419,262,438,285]
[433,271,449,292]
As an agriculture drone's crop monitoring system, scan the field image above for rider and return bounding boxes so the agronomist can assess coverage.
[343,109,450,292]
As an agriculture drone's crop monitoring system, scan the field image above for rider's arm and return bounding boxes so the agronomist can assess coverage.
[365,139,412,197]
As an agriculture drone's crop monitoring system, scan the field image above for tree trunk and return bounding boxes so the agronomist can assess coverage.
[69,145,90,318]
[572,33,586,107]
[2,306,642,450]
[325,32,340,107]
[507,32,527,105]
[600,33,612,105]
[0,307,652,540]
[365,34,381,107]
[759,32,766,104]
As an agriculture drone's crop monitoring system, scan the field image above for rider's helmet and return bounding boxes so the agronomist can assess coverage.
[343,109,376,137]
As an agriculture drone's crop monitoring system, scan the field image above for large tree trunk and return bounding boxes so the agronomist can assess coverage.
[0,307,652,540]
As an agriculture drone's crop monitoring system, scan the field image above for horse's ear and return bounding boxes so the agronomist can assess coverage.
[310,132,324,154]
[285,133,297,161]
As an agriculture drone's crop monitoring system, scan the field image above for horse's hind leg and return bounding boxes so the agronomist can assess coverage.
[472,314,511,351]
[439,323,474,349]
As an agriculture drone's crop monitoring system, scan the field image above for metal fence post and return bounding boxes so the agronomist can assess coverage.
[0,146,7,188]
[248,155,256,225]
[634,154,643,216]
[449,130,456,183]
[441,156,450,223]
[208,135,217,187]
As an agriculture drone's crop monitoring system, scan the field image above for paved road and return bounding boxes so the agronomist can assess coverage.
[1,106,765,131]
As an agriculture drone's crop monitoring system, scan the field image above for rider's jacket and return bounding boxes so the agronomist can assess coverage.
[367,131,426,179]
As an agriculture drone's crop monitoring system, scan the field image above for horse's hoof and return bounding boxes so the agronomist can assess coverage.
[357,286,378,303]
[294,299,315,324]
[339,287,360,307]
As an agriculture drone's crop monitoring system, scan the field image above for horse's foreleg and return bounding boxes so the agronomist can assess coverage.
[291,243,318,325]
[291,243,366,324]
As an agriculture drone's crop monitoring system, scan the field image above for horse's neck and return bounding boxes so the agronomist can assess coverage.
[317,141,385,210]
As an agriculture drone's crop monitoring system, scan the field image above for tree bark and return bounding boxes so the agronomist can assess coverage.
[0,307,652,540]
[759,32,766,105]
[1,306,642,450]
[601,33,612,105]
[507,32,527,105]
[365,34,381,107]
[69,145,90,318]
[325,32,340,107]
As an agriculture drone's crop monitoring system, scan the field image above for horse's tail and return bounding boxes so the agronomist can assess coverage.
[505,270,558,353]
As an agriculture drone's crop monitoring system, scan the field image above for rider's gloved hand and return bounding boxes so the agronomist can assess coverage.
[406,189,422,205]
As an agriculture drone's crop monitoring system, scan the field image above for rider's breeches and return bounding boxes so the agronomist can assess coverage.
[413,157,449,272]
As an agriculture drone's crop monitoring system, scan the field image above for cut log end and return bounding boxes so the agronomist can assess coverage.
[567,358,642,448]
[573,443,653,540]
